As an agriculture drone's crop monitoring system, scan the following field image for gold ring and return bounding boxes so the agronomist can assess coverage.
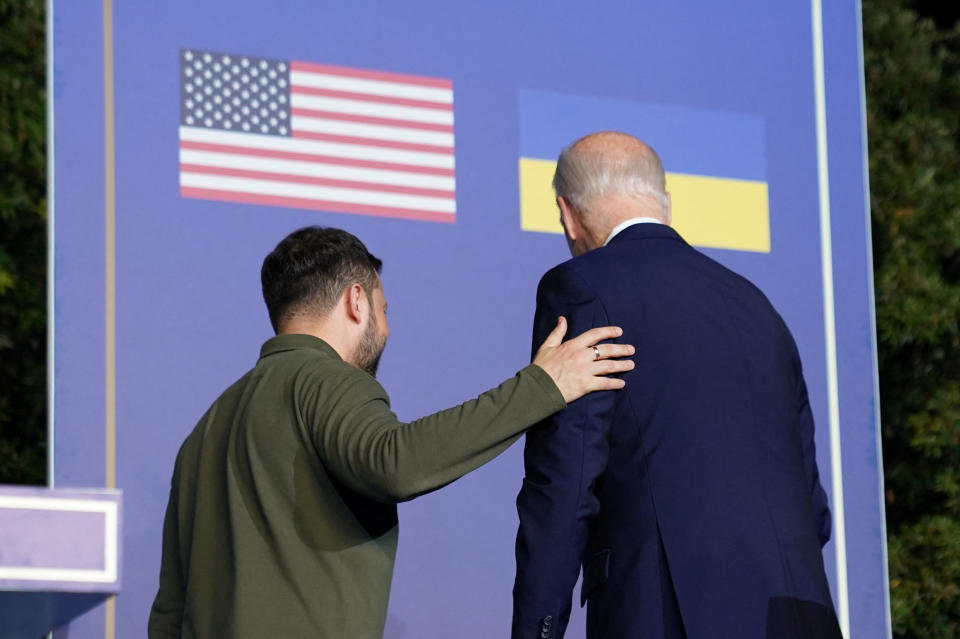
[593,346,601,361]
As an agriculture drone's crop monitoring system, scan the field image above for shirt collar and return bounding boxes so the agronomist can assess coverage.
[259,333,341,361]
[603,217,664,246]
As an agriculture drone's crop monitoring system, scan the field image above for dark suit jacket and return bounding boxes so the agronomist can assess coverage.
[512,223,840,639]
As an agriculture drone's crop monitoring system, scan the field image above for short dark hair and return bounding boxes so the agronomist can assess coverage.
[261,226,383,333]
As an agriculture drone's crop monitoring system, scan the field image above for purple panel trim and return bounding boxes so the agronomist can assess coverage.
[0,485,122,593]
[0,510,106,570]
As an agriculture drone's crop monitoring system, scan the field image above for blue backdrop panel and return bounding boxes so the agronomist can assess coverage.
[519,91,767,181]
[51,1,889,637]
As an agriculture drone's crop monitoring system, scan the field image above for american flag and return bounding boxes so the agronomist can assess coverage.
[179,49,456,223]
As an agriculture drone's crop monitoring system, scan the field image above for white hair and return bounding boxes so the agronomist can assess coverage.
[552,138,669,217]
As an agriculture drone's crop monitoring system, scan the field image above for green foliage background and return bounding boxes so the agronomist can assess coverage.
[1,0,959,635]
[0,0,46,485]
[864,0,960,635]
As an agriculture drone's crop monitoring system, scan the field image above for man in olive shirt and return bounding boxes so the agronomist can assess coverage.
[148,227,633,639]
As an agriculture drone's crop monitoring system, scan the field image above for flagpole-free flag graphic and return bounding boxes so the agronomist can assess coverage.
[518,90,770,253]
[179,49,456,223]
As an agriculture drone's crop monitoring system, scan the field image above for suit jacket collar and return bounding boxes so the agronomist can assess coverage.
[604,221,687,247]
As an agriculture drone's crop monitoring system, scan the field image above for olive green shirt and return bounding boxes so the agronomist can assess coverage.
[148,334,565,639]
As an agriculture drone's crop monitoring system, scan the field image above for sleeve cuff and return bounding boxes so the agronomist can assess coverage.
[521,364,567,413]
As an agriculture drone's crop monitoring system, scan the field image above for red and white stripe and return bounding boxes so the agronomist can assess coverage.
[180,62,456,222]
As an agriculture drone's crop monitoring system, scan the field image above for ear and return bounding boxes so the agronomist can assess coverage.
[663,191,673,226]
[557,196,581,241]
[345,283,367,325]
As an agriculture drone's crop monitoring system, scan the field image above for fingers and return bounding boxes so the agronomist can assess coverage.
[569,325,623,348]
[587,376,627,391]
[593,343,635,360]
[594,358,635,375]
[540,316,568,349]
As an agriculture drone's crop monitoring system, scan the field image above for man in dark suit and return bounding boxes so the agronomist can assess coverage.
[512,132,842,639]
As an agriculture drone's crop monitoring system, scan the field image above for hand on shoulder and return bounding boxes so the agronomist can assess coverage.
[532,316,635,403]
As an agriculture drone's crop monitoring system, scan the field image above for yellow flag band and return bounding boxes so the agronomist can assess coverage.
[519,157,770,253]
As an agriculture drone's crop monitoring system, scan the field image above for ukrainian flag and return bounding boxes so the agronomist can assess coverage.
[518,91,770,253]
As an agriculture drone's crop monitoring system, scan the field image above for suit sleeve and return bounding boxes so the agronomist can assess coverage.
[299,360,566,504]
[797,373,832,547]
[785,328,832,548]
[148,454,185,639]
[512,265,617,639]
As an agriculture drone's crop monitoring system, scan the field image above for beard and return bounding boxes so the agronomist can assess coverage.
[354,312,387,377]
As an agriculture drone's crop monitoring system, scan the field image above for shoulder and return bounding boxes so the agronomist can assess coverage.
[180,367,256,445]
[685,247,774,310]
[697,255,801,358]
[295,353,391,407]
[536,259,598,305]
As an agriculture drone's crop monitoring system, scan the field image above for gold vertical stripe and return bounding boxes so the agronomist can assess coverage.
[103,0,117,638]
[105,598,116,639]
[104,0,116,491]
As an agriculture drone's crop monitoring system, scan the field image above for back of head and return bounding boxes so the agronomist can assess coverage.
[261,226,382,333]
[553,131,669,232]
